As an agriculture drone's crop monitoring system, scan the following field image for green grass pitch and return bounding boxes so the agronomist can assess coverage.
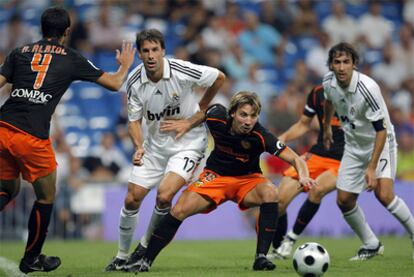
[1,236,413,276]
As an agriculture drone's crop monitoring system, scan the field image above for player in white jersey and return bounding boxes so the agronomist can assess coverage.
[322,42,414,261]
[105,29,226,271]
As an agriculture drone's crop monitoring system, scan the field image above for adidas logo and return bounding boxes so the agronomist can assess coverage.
[155,90,162,95]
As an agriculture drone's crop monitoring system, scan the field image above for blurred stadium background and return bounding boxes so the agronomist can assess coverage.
[0,0,413,244]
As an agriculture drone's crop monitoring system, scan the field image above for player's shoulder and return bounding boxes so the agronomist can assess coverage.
[357,72,380,91]
[206,104,227,121]
[126,64,144,90]
[322,72,334,88]
[168,58,206,80]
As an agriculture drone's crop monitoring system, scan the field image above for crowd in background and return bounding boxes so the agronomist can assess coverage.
[1,0,414,239]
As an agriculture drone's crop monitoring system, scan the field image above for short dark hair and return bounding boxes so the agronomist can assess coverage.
[327,42,359,68]
[135,29,165,52]
[41,7,71,38]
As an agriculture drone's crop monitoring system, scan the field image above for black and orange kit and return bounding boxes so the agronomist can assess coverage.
[187,104,287,211]
[284,85,345,180]
[0,38,104,139]
[204,104,286,176]
[303,85,344,160]
[0,39,104,182]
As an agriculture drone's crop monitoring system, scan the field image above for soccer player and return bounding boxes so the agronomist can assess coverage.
[322,42,414,260]
[126,91,316,272]
[104,29,226,271]
[267,85,344,259]
[0,7,136,274]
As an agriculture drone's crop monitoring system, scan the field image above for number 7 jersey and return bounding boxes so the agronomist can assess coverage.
[0,39,104,139]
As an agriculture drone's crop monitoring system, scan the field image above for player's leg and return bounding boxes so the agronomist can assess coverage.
[374,141,414,258]
[375,179,414,257]
[338,189,383,260]
[242,179,278,271]
[130,190,213,272]
[105,182,149,271]
[19,171,62,273]
[128,151,203,268]
[277,170,337,259]
[336,150,382,260]
[0,179,20,211]
[268,176,300,259]
[106,147,162,272]
[0,136,21,210]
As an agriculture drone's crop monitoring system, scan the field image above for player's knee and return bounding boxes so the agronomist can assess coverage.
[171,204,189,221]
[262,187,278,203]
[278,198,288,214]
[124,192,143,210]
[309,186,326,202]
[156,193,173,208]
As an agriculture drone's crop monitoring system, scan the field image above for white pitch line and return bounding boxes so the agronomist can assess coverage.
[0,256,26,277]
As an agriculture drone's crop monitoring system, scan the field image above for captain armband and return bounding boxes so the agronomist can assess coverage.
[372,119,386,132]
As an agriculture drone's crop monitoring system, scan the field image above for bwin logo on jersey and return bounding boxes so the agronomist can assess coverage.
[147,105,180,121]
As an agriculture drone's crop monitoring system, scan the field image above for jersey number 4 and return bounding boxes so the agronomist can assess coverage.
[31,53,52,89]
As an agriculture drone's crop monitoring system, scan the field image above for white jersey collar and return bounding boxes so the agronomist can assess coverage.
[140,57,171,83]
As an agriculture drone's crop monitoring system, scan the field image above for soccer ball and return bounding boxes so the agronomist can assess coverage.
[292,242,330,277]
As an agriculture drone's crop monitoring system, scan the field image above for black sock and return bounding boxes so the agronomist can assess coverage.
[23,201,53,260]
[292,199,320,236]
[256,202,278,256]
[0,191,10,211]
[144,213,182,263]
[272,213,287,249]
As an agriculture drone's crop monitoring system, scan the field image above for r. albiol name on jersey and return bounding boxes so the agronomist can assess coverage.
[11,88,52,104]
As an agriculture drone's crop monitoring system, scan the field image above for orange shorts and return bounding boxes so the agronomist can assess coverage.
[186,169,267,212]
[283,153,340,180]
[0,121,57,183]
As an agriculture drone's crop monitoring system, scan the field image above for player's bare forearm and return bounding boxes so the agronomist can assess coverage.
[198,71,226,112]
[367,129,387,170]
[323,100,335,131]
[96,41,136,91]
[279,115,312,143]
[0,75,7,89]
[128,119,144,150]
[280,148,316,190]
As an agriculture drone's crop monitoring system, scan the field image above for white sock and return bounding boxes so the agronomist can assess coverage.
[387,196,414,241]
[343,205,379,249]
[117,207,139,259]
[287,230,299,241]
[140,205,170,248]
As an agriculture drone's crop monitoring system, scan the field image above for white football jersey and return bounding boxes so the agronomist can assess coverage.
[323,70,396,153]
[127,58,219,152]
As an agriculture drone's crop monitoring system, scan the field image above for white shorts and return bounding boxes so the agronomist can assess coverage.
[128,147,204,190]
[337,137,397,194]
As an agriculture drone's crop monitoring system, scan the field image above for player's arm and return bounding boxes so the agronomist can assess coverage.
[0,75,6,89]
[128,119,145,166]
[279,115,312,143]
[278,147,316,190]
[96,41,136,91]
[160,71,226,139]
[365,120,387,191]
[322,99,335,150]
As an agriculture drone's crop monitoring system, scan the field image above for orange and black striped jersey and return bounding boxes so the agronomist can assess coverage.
[303,85,344,160]
[205,104,286,176]
[0,38,103,139]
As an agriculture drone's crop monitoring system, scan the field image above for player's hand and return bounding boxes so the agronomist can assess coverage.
[364,167,377,192]
[298,177,317,192]
[132,147,145,166]
[116,40,136,69]
[323,126,333,150]
[160,119,192,140]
